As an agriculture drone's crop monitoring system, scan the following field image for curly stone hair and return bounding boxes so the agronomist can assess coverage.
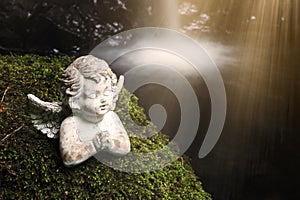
[61,55,118,110]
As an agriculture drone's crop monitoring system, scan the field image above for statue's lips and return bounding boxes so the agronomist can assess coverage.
[97,106,109,114]
[81,104,110,115]
[98,104,110,112]
[79,106,110,122]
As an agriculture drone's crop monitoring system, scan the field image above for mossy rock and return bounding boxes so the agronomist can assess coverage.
[0,55,211,199]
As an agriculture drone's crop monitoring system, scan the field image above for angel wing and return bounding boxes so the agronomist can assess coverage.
[27,94,70,138]
[112,75,124,110]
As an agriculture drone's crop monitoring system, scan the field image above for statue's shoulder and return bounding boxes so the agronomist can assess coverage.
[61,116,76,126]
[60,116,77,136]
[103,111,122,123]
[101,111,126,134]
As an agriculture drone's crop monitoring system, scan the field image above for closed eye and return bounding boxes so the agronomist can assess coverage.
[86,93,96,99]
[103,90,112,96]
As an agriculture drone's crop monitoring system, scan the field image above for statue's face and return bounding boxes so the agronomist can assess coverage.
[76,77,114,122]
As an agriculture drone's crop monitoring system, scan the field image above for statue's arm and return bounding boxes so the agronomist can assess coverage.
[94,111,130,156]
[59,117,97,166]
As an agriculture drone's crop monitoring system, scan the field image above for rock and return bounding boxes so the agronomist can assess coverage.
[0,0,135,55]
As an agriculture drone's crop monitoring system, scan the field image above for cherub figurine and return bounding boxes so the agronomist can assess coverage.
[27,55,130,166]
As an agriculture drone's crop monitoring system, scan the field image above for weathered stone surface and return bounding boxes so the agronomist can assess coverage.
[28,55,130,166]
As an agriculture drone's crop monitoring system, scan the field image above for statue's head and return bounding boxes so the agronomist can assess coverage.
[62,55,118,122]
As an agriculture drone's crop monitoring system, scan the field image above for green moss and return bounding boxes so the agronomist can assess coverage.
[0,54,211,199]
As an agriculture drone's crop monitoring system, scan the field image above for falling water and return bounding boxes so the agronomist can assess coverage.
[154,0,180,30]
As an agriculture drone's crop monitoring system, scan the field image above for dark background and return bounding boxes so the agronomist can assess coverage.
[1,0,299,199]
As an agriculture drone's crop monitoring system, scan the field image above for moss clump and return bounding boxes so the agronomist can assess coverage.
[0,54,211,199]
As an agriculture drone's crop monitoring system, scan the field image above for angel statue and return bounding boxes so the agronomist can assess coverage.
[27,55,130,166]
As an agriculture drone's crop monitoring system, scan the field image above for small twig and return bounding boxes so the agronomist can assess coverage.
[1,124,24,141]
[21,82,33,86]
[6,165,17,176]
[1,85,10,104]
[180,157,184,165]
[164,182,168,189]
